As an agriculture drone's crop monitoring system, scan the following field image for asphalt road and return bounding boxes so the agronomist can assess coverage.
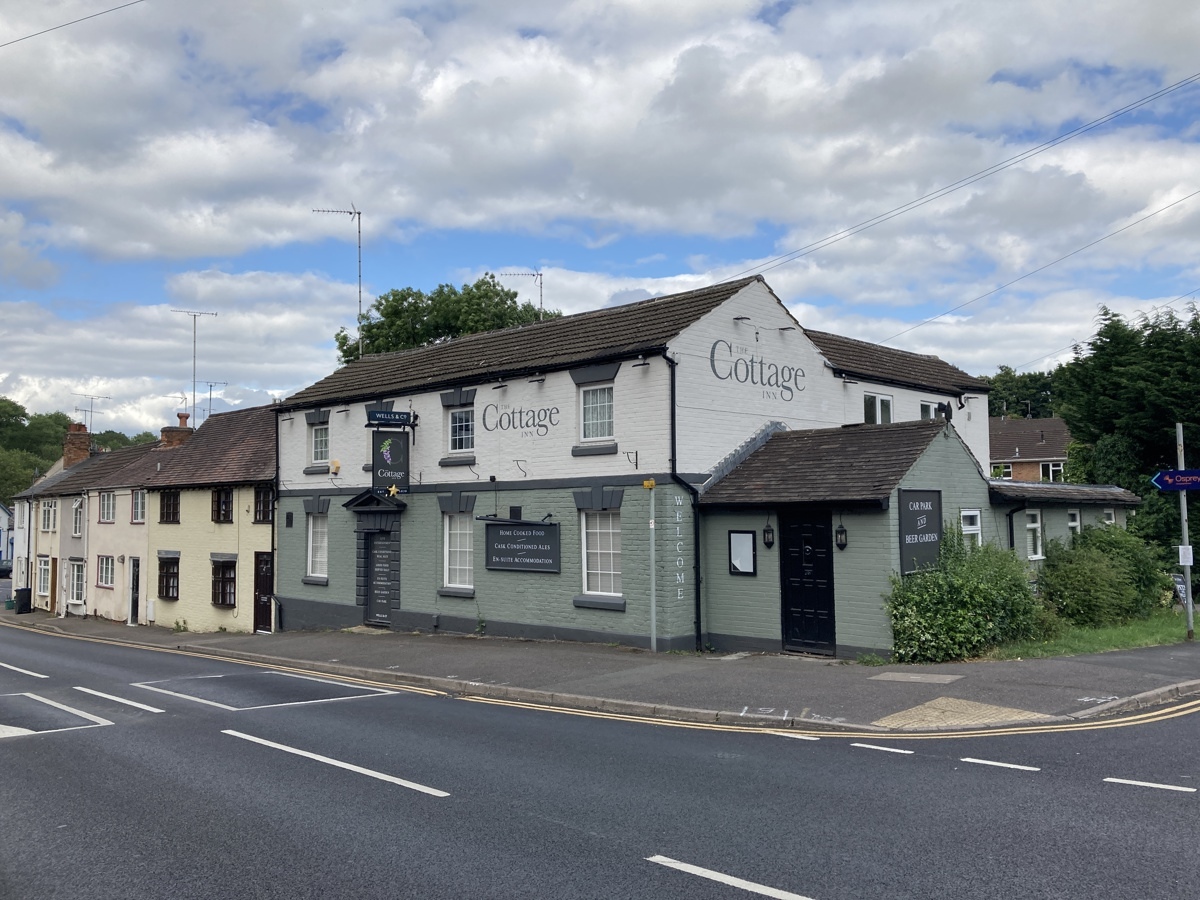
[2,626,1198,899]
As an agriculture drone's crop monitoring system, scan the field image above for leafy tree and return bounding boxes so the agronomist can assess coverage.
[978,365,1055,418]
[0,447,44,508]
[334,273,560,364]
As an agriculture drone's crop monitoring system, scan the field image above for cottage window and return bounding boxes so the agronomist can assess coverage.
[158,558,179,600]
[444,514,473,588]
[960,509,982,548]
[37,557,50,596]
[1040,462,1064,482]
[212,488,234,523]
[72,499,84,537]
[40,500,57,532]
[99,492,115,523]
[1103,508,1116,525]
[131,490,146,523]
[449,409,475,453]
[582,510,621,595]
[729,531,756,576]
[70,562,86,604]
[254,485,274,524]
[864,393,892,425]
[1025,510,1044,560]
[1067,509,1081,536]
[160,491,180,524]
[307,514,328,578]
[581,385,614,441]
[212,561,237,607]
[311,424,330,464]
[97,555,115,588]
[920,402,934,421]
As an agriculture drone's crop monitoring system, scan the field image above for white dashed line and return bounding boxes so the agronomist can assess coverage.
[73,686,165,713]
[647,855,815,899]
[961,757,1040,772]
[779,734,821,741]
[1103,777,1197,793]
[0,661,49,678]
[223,730,450,797]
[851,743,914,755]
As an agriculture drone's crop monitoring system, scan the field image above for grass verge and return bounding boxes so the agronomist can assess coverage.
[983,607,1192,660]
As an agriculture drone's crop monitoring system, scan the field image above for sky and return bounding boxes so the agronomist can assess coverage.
[3,0,1200,435]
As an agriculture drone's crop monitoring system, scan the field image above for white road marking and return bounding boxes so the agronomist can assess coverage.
[851,743,914,755]
[647,855,815,899]
[222,730,450,797]
[0,661,49,678]
[1103,777,1197,793]
[134,683,238,709]
[779,734,821,742]
[73,686,165,713]
[961,757,1040,772]
[25,693,114,726]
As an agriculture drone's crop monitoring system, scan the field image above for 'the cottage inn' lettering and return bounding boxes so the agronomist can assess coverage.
[482,403,561,437]
[708,339,805,400]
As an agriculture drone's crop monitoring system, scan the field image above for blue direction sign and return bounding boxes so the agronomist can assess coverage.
[1151,469,1200,491]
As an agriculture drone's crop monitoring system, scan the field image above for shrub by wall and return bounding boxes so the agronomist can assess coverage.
[886,531,1040,663]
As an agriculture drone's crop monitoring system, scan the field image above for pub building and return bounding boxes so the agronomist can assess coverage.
[272,275,1135,657]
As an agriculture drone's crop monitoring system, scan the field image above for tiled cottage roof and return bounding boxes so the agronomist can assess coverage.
[41,442,160,496]
[700,419,949,506]
[987,480,1140,506]
[285,277,764,407]
[989,416,1072,463]
[804,330,989,396]
[141,405,276,488]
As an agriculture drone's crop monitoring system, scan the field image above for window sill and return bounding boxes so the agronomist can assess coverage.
[572,594,625,612]
[302,575,329,586]
[571,442,618,457]
[157,595,178,601]
[212,603,237,609]
[438,455,477,467]
[304,465,331,475]
[437,586,475,599]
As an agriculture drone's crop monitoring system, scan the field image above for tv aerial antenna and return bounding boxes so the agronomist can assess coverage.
[70,392,110,432]
[171,308,218,424]
[313,205,363,357]
[201,381,228,422]
[499,270,544,320]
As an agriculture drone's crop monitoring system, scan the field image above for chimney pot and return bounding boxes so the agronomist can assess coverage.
[178,412,190,427]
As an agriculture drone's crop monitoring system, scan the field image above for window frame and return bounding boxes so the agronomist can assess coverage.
[580,384,615,442]
[1067,508,1081,536]
[1103,508,1116,525]
[211,560,237,607]
[920,402,934,421]
[159,490,180,524]
[40,500,57,532]
[728,530,757,576]
[448,408,475,453]
[97,555,115,588]
[131,490,146,524]
[212,487,234,524]
[98,491,115,523]
[72,498,84,537]
[960,509,982,548]
[311,423,330,464]
[253,485,274,524]
[37,557,51,596]
[1025,509,1044,560]
[864,393,893,425]
[158,558,179,600]
[443,513,474,588]
[581,509,622,595]
[1040,461,1064,482]
[70,561,86,604]
[306,513,328,578]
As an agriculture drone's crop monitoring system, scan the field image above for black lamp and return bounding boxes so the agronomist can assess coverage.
[835,523,848,550]
[763,522,775,549]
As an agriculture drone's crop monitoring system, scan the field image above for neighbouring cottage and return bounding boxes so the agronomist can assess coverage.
[990,416,1073,482]
[271,275,997,652]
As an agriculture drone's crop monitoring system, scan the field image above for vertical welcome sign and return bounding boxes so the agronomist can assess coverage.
[372,430,410,495]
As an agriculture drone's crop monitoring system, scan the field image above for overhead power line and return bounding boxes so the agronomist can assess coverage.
[881,188,1200,343]
[0,0,150,51]
[727,69,1200,281]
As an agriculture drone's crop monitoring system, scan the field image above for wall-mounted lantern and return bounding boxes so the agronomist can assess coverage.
[835,523,848,551]
[763,521,775,549]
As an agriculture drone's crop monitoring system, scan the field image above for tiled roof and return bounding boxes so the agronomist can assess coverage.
[989,416,1072,463]
[141,405,276,488]
[13,462,88,500]
[987,480,1140,506]
[804,330,989,396]
[699,419,948,506]
[30,443,159,497]
[285,277,764,406]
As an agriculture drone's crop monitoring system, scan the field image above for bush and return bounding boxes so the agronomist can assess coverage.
[886,530,1041,663]
[1038,526,1171,627]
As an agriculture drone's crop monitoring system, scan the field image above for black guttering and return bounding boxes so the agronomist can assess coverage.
[822,363,984,400]
[274,347,670,413]
[666,351,704,652]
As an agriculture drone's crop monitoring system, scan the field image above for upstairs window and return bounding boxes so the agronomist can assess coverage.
[920,402,934,421]
[160,491,180,524]
[449,408,475,453]
[99,491,115,523]
[131,490,146,523]
[212,488,234,523]
[72,499,84,537]
[40,500,57,532]
[864,393,892,425]
[254,485,274,524]
[311,424,330,464]
[1040,462,1064,482]
[581,385,614,441]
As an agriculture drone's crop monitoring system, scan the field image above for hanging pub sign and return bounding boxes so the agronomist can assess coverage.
[899,489,942,574]
[485,522,561,573]
[372,430,410,495]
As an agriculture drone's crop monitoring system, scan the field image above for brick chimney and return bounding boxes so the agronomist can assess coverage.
[159,412,195,449]
[63,422,92,468]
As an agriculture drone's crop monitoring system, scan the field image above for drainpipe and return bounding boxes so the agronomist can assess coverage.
[664,352,704,652]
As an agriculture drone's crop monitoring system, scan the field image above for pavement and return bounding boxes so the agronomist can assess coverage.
[3,599,1200,733]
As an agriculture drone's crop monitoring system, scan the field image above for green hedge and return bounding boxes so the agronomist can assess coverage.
[886,530,1040,663]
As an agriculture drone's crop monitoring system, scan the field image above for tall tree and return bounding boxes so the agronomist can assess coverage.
[334,273,560,364]
[978,365,1055,418]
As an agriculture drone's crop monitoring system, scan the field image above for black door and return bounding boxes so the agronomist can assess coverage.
[129,558,140,624]
[254,552,274,633]
[780,511,836,655]
[366,533,394,625]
